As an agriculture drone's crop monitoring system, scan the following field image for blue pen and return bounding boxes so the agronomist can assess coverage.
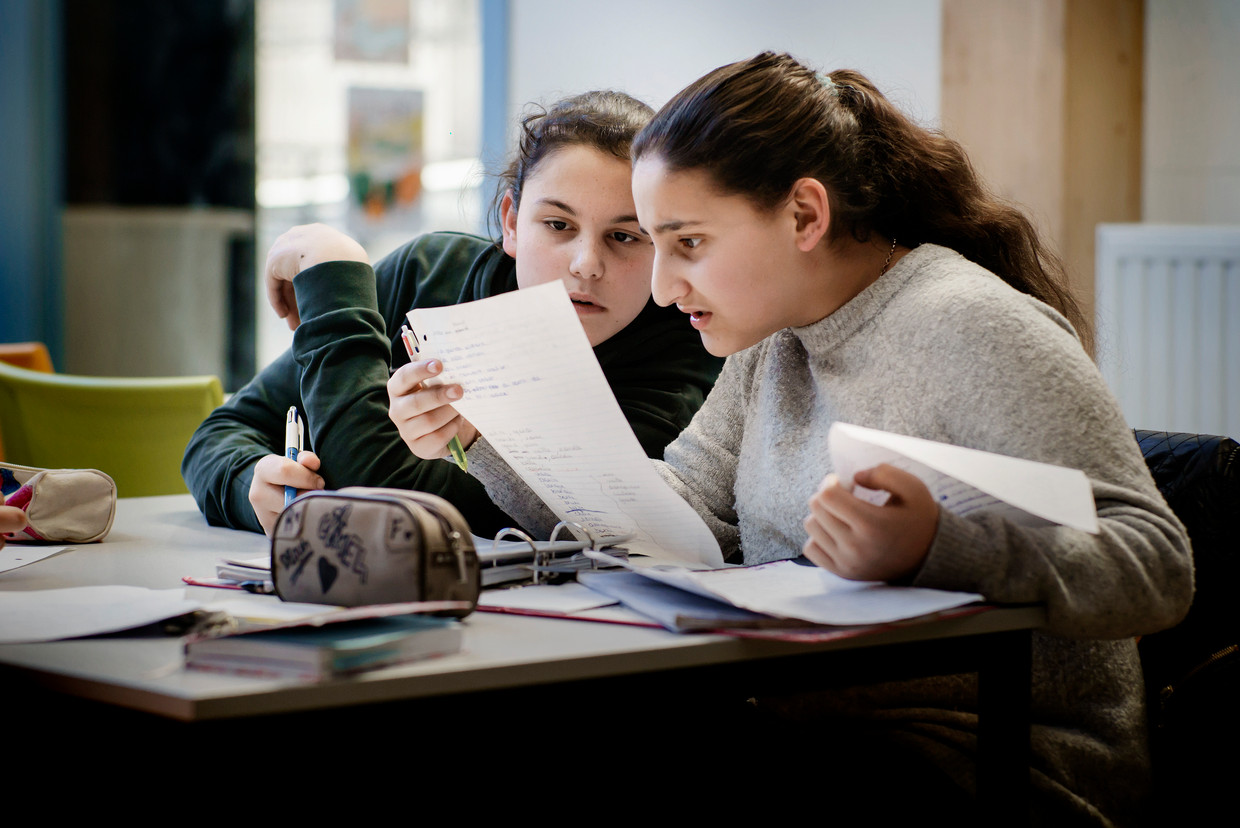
[284,406,303,507]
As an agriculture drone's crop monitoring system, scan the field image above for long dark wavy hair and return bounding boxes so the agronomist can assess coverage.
[632,52,1092,351]
[491,90,654,231]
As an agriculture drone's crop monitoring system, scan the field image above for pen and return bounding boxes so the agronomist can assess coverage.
[284,406,303,507]
[400,324,468,472]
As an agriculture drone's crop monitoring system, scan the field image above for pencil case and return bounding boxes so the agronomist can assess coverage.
[0,462,117,543]
[270,487,480,616]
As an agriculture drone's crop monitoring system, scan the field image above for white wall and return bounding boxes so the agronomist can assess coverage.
[1143,0,1240,223]
[508,0,1240,228]
[507,0,942,133]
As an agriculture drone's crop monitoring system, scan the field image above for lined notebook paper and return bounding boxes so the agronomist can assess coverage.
[407,281,724,567]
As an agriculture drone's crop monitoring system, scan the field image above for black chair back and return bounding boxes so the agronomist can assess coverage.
[1134,430,1239,817]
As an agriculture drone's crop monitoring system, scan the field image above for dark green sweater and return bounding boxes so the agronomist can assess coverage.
[181,232,723,537]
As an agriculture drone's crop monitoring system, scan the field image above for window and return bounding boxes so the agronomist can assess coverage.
[256,0,484,363]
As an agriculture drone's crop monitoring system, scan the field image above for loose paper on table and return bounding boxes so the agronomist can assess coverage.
[0,586,202,644]
[0,544,72,575]
[588,554,983,626]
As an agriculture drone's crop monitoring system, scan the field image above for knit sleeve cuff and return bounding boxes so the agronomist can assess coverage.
[293,260,379,325]
[911,506,990,594]
[468,436,560,538]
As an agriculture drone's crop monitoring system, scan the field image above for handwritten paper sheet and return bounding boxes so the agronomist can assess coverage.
[828,422,1099,533]
[407,281,723,566]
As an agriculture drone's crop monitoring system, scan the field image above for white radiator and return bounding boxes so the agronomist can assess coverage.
[1095,224,1240,439]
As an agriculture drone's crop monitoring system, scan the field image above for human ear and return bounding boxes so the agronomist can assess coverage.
[500,190,519,258]
[789,177,831,252]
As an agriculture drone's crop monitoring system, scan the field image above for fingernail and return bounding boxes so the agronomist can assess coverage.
[429,360,441,374]
[446,386,462,400]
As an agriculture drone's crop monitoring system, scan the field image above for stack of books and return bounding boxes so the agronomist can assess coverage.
[185,613,462,681]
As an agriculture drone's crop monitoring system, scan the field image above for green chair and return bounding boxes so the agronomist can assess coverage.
[0,361,223,498]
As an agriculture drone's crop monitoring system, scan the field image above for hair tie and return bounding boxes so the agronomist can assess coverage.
[817,72,836,90]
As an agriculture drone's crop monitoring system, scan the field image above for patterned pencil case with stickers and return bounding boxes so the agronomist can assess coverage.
[270,487,479,616]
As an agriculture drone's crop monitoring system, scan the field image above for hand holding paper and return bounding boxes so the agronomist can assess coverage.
[803,464,940,582]
[826,422,1099,533]
[406,281,724,567]
[387,358,479,462]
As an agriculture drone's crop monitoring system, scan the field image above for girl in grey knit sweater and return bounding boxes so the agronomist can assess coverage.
[620,53,1191,826]
[397,53,1192,826]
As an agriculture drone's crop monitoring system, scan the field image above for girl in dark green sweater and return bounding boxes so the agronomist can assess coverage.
[182,91,721,537]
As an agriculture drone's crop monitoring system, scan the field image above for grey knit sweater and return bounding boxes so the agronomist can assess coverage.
[472,243,1193,826]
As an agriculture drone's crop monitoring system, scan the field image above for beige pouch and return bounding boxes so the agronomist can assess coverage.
[271,487,479,615]
[1,462,117,543]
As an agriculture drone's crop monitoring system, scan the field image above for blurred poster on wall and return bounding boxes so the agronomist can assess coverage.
[334,0,410,64]
[347,87,424,219]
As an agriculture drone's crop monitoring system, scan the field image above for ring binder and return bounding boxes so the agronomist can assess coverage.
[480,524,634,587]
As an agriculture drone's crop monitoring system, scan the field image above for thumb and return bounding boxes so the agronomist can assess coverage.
[853,463,924,502]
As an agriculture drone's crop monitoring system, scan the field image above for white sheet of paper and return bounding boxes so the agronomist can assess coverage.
[828,422,1099,533]
[0,544,72,574]
[219,554,270,570]
[592,555,982,626]
[0,586,201,643]
[477,582,617,613]
[198,596,339,626]
[407,281,723,566]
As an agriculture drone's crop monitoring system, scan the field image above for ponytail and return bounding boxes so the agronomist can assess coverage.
[633,53,1092,351]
